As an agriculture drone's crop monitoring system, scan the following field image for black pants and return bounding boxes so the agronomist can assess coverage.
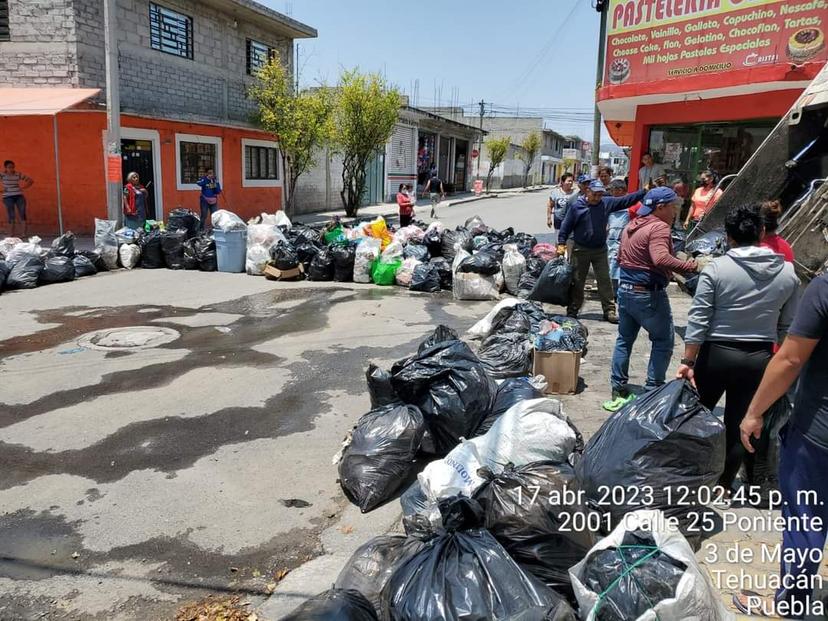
[399,213,413,227]
[695,340,773,491]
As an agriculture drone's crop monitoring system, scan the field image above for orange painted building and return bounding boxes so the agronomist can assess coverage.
[597,0,827,189]
[1,96,283,235]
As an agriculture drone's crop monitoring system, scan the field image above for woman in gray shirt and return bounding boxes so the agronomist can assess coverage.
[676,203,799,496]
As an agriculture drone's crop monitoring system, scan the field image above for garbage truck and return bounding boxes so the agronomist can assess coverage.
[686,62,828,283]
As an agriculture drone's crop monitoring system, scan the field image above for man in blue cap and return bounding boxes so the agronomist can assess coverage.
[605,186,698,410]
[557,179,646,322]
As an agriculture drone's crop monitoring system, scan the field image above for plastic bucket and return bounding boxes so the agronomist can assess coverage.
[213,229,247,273]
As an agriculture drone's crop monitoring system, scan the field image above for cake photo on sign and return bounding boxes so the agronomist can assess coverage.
[609,58,631,84]
[787,27,825,62]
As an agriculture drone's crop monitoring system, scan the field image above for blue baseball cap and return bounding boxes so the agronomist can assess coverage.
[639,187,678,216]
[588,180,606,192]
[577,174,591,184]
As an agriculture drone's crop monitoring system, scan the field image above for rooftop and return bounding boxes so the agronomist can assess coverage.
[201,0,317,39]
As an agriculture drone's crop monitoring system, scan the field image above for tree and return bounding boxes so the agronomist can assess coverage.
[249,54,334,216]
[485,136,511,192]
[563,158,578,174]
[519,132,542,187]
[331,70,401,216]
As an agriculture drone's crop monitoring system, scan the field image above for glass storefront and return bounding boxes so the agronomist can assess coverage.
[647,120,776,187]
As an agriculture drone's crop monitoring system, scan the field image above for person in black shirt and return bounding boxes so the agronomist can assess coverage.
[735,273,827,617]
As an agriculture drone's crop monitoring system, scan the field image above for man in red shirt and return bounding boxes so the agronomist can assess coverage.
[606,187,698,409]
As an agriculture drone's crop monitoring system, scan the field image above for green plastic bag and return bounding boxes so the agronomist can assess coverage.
[323,225,346,245]
[371,259,401,286]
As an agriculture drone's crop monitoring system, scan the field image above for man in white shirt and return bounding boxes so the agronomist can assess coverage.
[637,152,665,190]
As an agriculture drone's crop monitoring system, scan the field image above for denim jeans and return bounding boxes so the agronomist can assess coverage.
[200,197,218,231]
[610,285,675,391]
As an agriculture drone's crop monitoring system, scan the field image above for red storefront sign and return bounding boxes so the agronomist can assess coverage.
[603,0,827,96]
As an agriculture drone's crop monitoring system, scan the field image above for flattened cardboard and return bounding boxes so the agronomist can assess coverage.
[263,264,304,281]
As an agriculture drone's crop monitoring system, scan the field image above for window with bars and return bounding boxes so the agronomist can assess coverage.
[179,142,216,184]
[0,1,10,41]
[149,3,193,60]
[246,39,274,75]
[244,146,279,180]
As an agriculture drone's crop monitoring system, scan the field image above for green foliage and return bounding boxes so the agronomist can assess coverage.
[519,132,542,187]
[249,54,333,215]
[485,136,511,192]
[331,70,402,216]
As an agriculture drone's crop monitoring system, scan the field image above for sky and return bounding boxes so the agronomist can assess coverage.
[263,0,611,143]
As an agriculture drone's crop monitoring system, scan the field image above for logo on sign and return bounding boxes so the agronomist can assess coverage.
[743,51,779,66]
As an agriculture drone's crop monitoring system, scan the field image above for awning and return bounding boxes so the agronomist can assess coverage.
[0,87,100,115]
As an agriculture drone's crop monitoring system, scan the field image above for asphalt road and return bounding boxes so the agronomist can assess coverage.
[3,191,802,620]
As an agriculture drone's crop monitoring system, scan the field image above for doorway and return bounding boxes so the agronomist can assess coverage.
[121,139,157,220]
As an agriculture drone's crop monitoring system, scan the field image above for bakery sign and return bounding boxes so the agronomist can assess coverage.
[605,0,827,87]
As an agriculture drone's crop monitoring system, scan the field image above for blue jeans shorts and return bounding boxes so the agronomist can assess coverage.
[3,195,27,222]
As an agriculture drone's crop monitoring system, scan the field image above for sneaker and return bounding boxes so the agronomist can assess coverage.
[604,310,619,324]
[602,392,635,412]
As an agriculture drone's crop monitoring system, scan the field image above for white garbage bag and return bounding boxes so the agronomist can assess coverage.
[0,237,23,259]
[211,209,247,232]
[5,237,44,264]
[418,398,574,503]
[118,243,141,270]
[94,219,117,249]
[395,257,421,287]
[393,225,425,245]
[467,298,523,339]
[502,244,526,295]
[380,240,404,263]
[258,211,292,229]
[354,238,381,283]
[451,247,500,301]
[245,223,287,275]
[570,509,734,621]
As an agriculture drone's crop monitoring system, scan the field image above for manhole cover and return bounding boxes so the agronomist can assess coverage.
[77,326,181,351]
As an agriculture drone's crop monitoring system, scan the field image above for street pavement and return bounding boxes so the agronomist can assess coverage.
[0,191,824,620]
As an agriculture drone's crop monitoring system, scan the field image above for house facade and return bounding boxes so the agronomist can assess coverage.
[0,0,316,234]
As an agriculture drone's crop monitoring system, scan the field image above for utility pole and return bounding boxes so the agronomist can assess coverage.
[476,100,485,179]
[592,0,609,169]
[104,0,122,225]
[294,43,300,93]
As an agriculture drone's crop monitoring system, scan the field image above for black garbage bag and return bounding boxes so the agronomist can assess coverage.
[338,404,426,513]
[575,380,725,531]
[423,229,443,257]
[417,324,459,353]
[161,229,187,269]
[528,258,573,306]
[289,225,323,247]
[683,273,700,296]
[307,248,335,281]
[166,208,200,240]
[366,364,399,409]
[332,243,357,282]
[283,588,378,621]
[749,396,791,505]
[403,242,429,262]
[140,229,165,269]
[77,249,107,272]
[465,215,489,236]
[72,255,97,277]
[399,480,434,535]
[0,260,10,292]
[440,228,472,261]
[430,257,452,289]
[191,236,217,271]
[181,238,200,270]
[270,241,300,271]
[474,377,545,436]
[391,340,495,455]
[6,255,43,289]
[491,302,547,336]
[336,535,428,614]
[474,461,596,601]
[50,232,75,257]
[39,256,76,284]
[671,229,686,254]
[409,263,441,293]
[296,241,322,272]
[458,249,501,275]
[477,331,533,379]
[505,233,538,257]
[518,272,540,299]
[476,241,506,262]
[579,530,686,621]
[686,229,727,256]
[381,496,571,621]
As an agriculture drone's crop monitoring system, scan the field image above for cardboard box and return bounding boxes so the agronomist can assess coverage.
[263,264,304,281]
[532,349,581,395]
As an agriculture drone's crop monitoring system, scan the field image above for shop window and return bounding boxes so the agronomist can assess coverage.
[176,134,221,190]
[247,39,274,75]
[149,3,193,60]
[0,1,9,41]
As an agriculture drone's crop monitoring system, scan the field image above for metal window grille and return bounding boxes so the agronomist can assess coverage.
[149,3,193,60]
[245,146,279,180]
[0,1,10,41]
[246,39,273,75]
[180,142,216,184]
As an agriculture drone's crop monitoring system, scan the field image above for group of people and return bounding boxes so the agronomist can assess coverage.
[122,169,223,232]
[548,160,826,618]
[396,169,446,224]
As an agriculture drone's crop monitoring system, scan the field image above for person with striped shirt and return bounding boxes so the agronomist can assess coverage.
[1,160,33,237]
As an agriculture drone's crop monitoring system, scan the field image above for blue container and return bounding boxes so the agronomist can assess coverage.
[213,229,247,273]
